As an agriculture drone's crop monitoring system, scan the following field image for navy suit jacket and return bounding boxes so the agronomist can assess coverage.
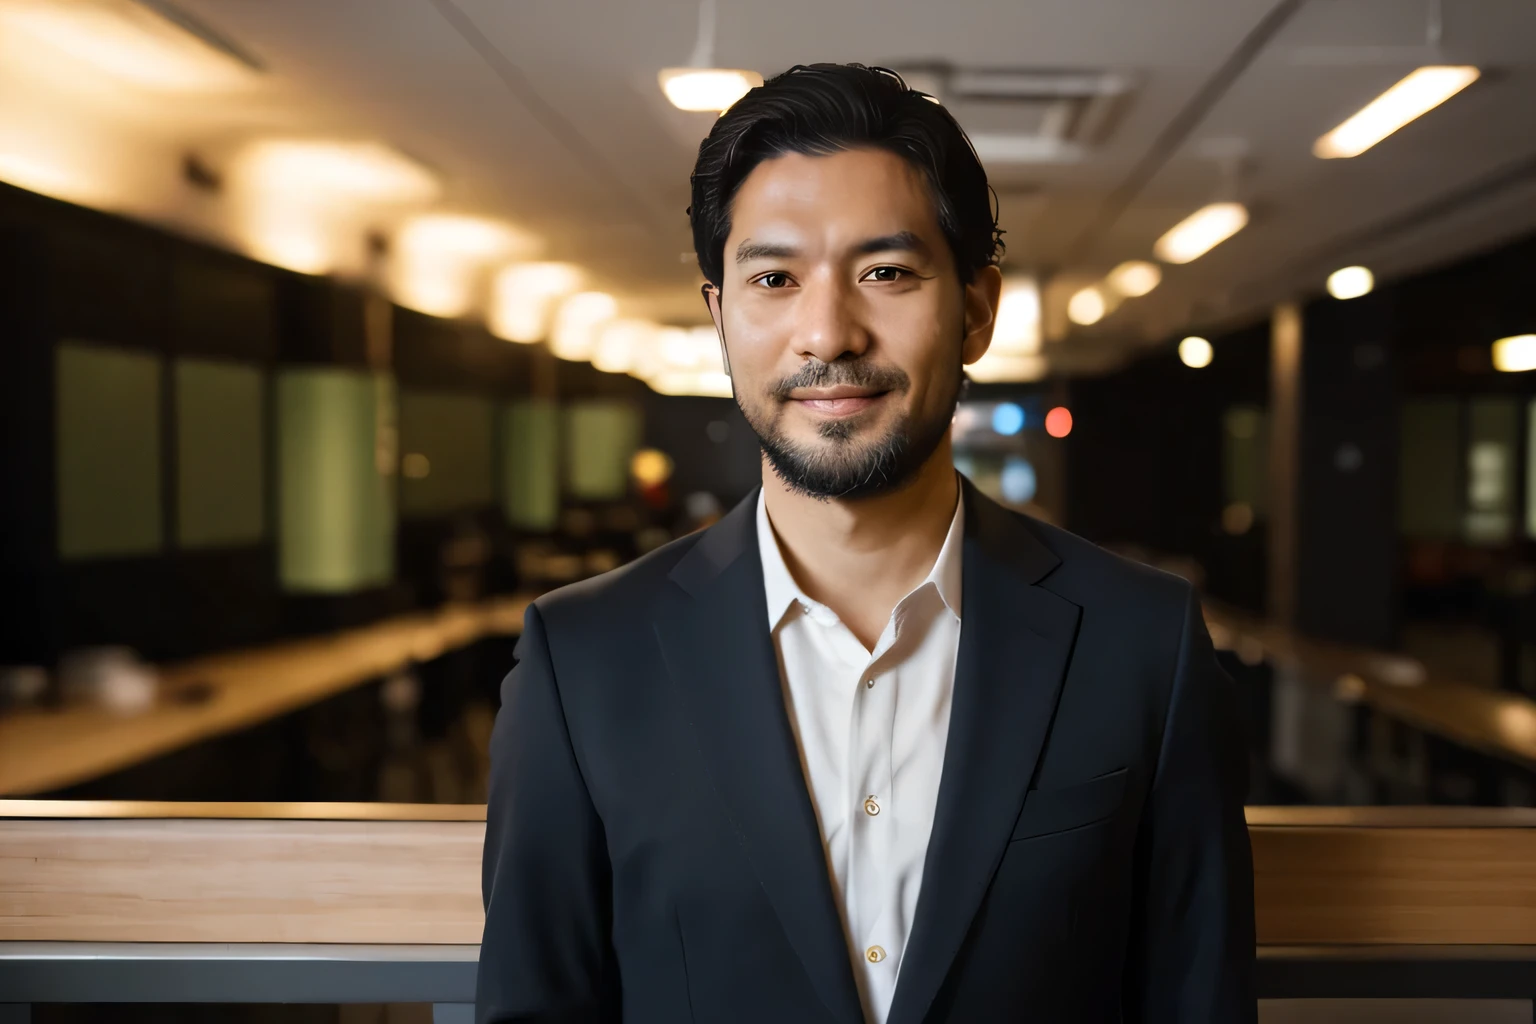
[476,479,1256,1023]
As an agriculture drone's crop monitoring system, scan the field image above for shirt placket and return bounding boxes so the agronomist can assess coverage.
[848,611,900,1002]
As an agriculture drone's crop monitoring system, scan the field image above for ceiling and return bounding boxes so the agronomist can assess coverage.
[10,0,1536,375]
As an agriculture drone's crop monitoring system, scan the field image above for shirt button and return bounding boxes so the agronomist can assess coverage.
[866,945,886,963]
[865,677,875,688]
[864,796,880,816]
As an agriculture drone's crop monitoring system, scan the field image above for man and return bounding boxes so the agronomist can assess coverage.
[477,63,1255,1024]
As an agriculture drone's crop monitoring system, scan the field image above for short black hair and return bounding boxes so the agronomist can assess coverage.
[688,63,1004,289]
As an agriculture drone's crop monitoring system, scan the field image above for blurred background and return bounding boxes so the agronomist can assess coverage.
[1,0,1534,817]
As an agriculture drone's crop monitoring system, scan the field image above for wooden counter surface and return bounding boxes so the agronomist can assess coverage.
[3,802,1536,947]
[1204,603,1536,772]
[0,595,534,797]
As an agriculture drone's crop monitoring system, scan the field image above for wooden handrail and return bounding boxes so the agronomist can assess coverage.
[3,802,1536,947]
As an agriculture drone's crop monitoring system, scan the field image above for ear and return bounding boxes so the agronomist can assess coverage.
[960,265,1004,366]
[702,282,730,376]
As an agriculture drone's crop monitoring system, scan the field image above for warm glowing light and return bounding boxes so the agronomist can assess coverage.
[649,371,734,398]
[488,262,584,343]
[592,319,657,374]
[1105,260,1161,298]
[1492,335,1536,373]
[1044,406,1073,438]
[1313,66,1480,159]
[658,68,762,111]
[0,150,95,203]
[390,215,536,318]
[1179,336,1214,368]
[549,292,618,361]
[1326,265,1374,300]
[966,353,1048,383]
[630,448,675,487]
[232,141,439,277]
[1153,202,1249,264]
[991,277,1042,355]
[239,141,438,204]
[0,0,256,93]
[1067,286,1107,326]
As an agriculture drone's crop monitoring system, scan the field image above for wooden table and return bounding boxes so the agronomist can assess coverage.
[0,595,534,797]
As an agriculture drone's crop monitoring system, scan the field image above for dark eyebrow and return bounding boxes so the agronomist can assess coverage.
[735,239,799,263]
[854,231,932,258]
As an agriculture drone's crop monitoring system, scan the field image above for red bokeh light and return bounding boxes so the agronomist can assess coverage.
[1045,406,1073,438]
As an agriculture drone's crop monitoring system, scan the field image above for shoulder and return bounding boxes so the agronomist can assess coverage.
[1003,506,1197,630]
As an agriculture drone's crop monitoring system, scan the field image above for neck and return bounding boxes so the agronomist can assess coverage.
[761,440,960,650]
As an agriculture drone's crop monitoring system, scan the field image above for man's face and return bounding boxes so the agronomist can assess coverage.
[707,147,1000,500]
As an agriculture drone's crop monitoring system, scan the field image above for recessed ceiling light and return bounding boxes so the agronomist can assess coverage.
[489,262,585,343]
[658,68,761,112]
[1105,260,1162,298]
[1179,336,1213,368]
[1492,335,1536,373]
[1314,66,1479,159]
[1153,202,1249,264]
[1327,265,1374,300]
[1067,286,1107,326]
[990,277,1042,355]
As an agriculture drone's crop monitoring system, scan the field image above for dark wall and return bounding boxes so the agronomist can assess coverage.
[1066,321,1269,611]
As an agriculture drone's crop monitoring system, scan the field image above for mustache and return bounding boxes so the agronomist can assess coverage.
[769,358,910,400]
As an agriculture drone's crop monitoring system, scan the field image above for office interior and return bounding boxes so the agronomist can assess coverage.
[1,0,1535,1022]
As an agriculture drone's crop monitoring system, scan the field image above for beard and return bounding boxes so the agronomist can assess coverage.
[736,355,961,501]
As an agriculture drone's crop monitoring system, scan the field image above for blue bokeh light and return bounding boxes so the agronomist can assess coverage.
[991,402,1026,436]
[1000,456,1037,505]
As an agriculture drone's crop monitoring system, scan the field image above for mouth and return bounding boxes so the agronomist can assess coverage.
[786,385,890,417]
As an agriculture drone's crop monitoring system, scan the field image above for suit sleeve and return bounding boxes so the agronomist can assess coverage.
[1122,585,1257,1023]
[476,603,619,1024]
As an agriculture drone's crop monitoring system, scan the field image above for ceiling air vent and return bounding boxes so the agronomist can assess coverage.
[897,65,1132,165]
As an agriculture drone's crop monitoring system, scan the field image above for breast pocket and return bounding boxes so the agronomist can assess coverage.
[1010,767,1129,842]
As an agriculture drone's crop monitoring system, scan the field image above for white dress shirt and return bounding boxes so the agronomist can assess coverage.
[756,486,965,1024]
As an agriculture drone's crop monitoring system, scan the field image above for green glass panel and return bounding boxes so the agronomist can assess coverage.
[1221,405,1268,515]
[175,359,265,549]
[276,369,395,593]
[1398,399,1461,540]
[1466,397,1519,544]
[565,400,640,501]
[398,391,495,518]
[56,343,162,559]
[502,399,560,531]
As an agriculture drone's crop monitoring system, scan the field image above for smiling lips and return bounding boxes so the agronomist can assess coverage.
[788,385,888,417]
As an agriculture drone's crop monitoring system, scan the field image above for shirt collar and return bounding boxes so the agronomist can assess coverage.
[756,480,966,630]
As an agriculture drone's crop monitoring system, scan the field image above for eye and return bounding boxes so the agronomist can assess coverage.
[863,266,911,283]
[753,271,793,289]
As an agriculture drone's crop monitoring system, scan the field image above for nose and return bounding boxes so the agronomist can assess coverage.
[792,268,870,365]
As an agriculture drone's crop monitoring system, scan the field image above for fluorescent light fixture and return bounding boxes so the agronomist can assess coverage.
[390,215,536,318]
[0,0,257,92]
[1313,66,1479,159]
[238,141,438,204]
[966,353,1048,384]
[649,371,734,398]
[1492,335,1536,373]
[1179,336,1213,368]
[991,277,1042,355]
[658,68,762,111]
[592,319,657,375]
[1153,202,1249,264]
[1105,260,1161,298]
[1067,286,1107,326]
[0,150,95,204]
[1326,265,1374,300]
[550,291,618,361]
[489,262,585,343]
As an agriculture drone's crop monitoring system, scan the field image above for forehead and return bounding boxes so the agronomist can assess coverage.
[728,147,942,240]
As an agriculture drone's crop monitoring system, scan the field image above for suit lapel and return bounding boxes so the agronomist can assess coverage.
[887,481,1083,1024]
[653,491,866,1024]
